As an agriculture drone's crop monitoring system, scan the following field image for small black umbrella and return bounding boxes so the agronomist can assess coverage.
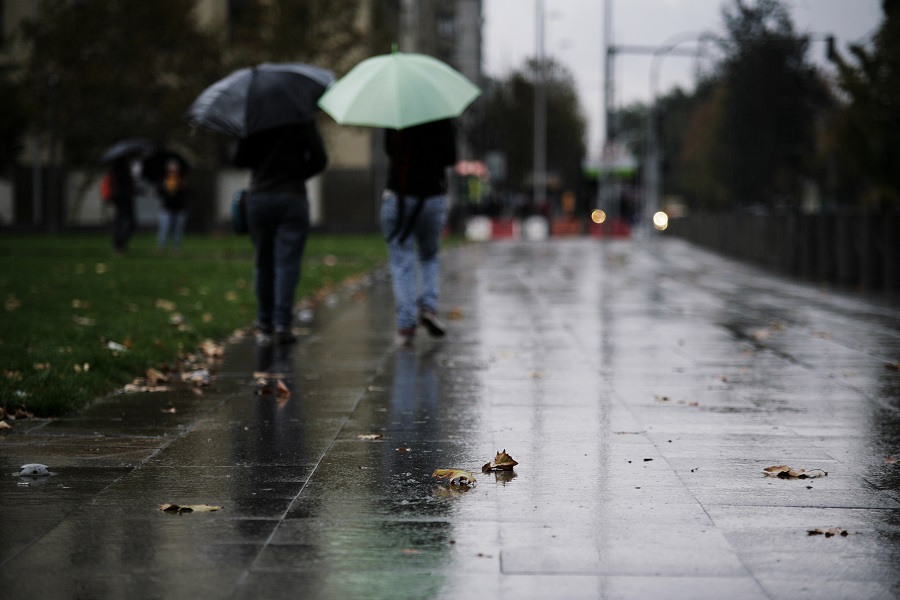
[100,137,154,164]
[186,63,335,138]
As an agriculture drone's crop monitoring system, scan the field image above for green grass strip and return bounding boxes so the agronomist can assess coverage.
[0,232,387,416]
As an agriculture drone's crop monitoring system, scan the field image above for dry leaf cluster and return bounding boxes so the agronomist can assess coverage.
[808,528,850,537]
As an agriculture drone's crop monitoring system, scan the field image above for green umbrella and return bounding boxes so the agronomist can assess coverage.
[317,46,481,130]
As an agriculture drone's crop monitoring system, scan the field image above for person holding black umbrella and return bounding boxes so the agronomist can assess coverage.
[233,121,327,344]
[107,157,138,255]
[187,63,334,344]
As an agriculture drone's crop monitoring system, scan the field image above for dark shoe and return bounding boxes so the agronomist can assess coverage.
[396,327,416,347]
[419,309,446,337]
[254,319,274,334]
[275,327,296,345]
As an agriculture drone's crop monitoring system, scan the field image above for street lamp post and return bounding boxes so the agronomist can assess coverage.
[644,32,710,232]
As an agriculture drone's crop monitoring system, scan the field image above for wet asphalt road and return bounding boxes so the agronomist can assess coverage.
[1,236,899,600]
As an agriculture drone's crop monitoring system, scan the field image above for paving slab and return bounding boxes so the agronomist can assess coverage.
[1,237,898,600]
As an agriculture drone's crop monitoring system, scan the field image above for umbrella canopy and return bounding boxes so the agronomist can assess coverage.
[186,62,335,138]
[100,138,154,164]
[317,48,481,130]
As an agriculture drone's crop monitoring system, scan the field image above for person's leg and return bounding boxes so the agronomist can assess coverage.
[414,195,447,337]
[248,194,277,332]
[157,209,172,249]
[415,195,446,313]
[273,195,309,339]
[381,193,418,338]
[172,210,188,250]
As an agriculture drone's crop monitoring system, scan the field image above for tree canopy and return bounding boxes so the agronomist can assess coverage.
[472,58,587,208]
[829,0,900,209]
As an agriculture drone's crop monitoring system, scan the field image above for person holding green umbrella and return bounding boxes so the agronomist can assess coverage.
[318,47,480,346]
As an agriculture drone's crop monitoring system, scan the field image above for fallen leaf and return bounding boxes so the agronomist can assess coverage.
[885,362,900,371]
[482,449,518,473]
[357,434,383,440]
[808,528,850,537]
[396,447,411,453]
[447,307,464,320]
[161,407,177,414]
[885,456,899,464]
[159,503,221,513]
[763,465,828,479]
[0,421,12,430]
[199,340,224,358]
[155,299,176,311]
[276,379,291,400]
[72,315,96,326]
[146,368,169,385]
[655,395,671,403]
[123,383,172,393]
[432,469,476,485]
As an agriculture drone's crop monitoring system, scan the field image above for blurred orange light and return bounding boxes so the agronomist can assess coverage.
[591,209,607,224]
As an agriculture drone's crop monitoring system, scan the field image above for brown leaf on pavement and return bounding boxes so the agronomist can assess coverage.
[432,469,476,485]
[482,449,519,473]
[159,503,221,514]
[763,465,828,479]
[808,528,850,537]
[357,434,383,440]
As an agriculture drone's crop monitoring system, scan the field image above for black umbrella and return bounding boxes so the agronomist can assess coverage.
[142,149,190,183]
[100,137,154,164]
[186,63,335,138]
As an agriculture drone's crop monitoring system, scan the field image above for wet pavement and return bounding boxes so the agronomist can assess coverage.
[1,236,899,600]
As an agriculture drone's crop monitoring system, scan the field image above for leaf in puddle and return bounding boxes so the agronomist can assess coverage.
[357,434,383,440]
[432,469,476,485]
[159,503,221,513]
[482,449,518,473]
[808,528,850,537]
[763,465,828,479]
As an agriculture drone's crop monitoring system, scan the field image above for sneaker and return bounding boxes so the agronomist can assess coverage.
[396,327,416,347]
[275,326,296,345]
[419,309,446,337]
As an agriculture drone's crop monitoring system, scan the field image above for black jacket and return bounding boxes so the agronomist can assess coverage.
[385,119,456,197]
[233,121,328,195]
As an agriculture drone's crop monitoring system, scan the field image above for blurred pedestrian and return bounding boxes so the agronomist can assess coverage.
[107,157,137,255]
[233,121,327,344]
[381,118,456,346]
[155,159,190,254]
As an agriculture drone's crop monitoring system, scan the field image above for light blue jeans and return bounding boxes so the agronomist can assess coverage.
[380,191,446,330]
[156,209,187,249]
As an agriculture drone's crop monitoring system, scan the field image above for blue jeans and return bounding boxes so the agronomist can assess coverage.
[380,191,446,330]
[247,192,310,330]
[156,209,187,249]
